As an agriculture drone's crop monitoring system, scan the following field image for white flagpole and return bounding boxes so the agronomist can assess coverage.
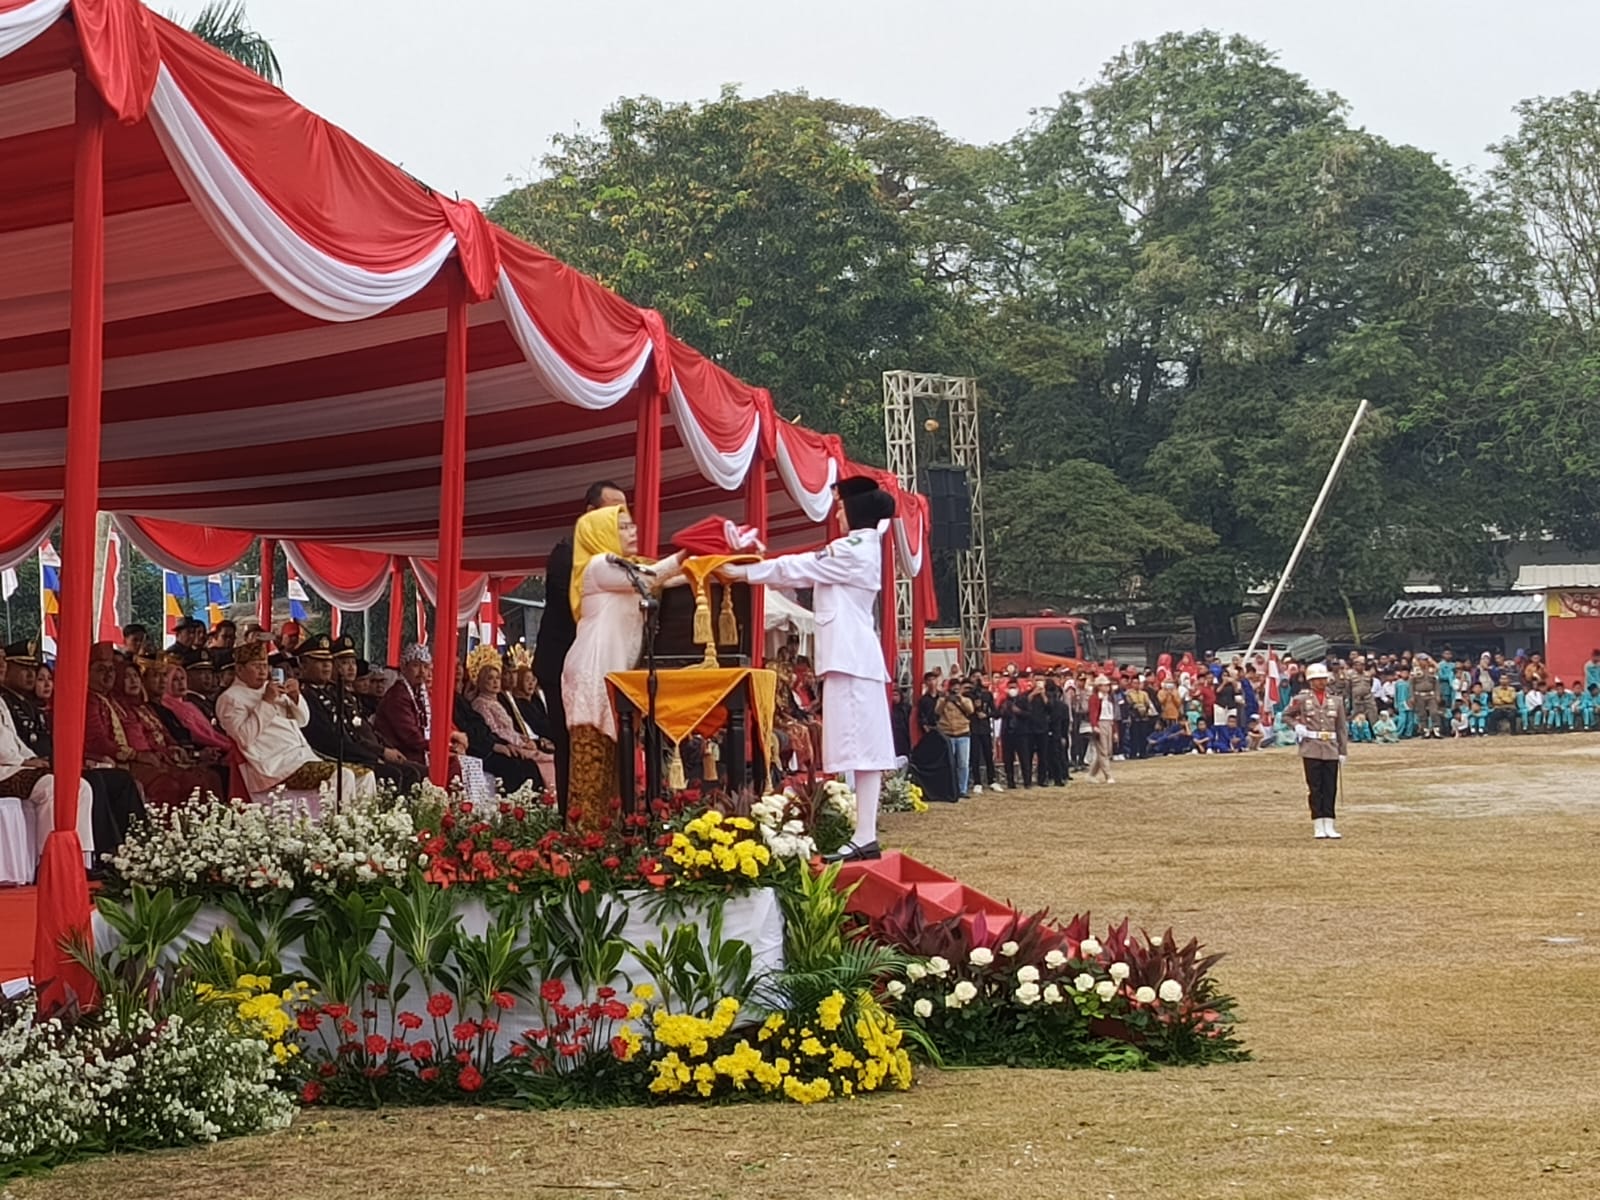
[1243,399,1370,665]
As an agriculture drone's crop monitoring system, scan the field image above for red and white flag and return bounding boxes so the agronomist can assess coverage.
[1265,651,1283,707]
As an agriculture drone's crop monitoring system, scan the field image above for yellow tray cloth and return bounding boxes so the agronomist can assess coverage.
[678,554,762,665]
[606,667,778,788]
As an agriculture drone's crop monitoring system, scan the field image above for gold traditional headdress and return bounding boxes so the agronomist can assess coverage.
[506,644,533,672]
[465,644,502,684]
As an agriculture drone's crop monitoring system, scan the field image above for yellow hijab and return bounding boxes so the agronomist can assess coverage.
[570,504,629,621]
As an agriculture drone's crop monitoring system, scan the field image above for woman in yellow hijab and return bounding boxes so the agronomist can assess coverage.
[560,505,685,829]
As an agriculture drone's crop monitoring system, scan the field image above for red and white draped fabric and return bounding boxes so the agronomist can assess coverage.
[409,557,488,627]
[0,498,58,572]
[281,541,392,612]
[112,516,253,575]
[666,337,763,492]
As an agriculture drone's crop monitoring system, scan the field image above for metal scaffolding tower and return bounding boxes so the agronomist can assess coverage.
[882,371,990,673]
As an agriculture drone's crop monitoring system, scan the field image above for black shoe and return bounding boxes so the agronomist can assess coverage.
[826,840,882,863]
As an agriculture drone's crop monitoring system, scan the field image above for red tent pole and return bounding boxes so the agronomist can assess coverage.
[257,539,276,632]
[36,74,107,1006]
[428,268,469,785]
[633,388,662,558]
[387,560,404,666]
[744,456,767,668]
[911,566,928,697]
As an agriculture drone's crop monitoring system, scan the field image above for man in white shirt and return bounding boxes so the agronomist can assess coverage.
[216,641,374,803]
[722,476,898,860]
[0,647,94,880]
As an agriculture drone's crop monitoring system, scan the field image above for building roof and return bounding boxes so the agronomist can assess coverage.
[1513,565,1600,591]
[1384,594,1545,621]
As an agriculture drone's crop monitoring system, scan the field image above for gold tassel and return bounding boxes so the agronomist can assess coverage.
[667,740,687,791]
[718,583,738,646]
[702,738,719,786]
[692,584,713,646]
[700,640,720,669]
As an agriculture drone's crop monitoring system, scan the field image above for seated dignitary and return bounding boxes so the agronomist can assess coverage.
[300,634,424,793]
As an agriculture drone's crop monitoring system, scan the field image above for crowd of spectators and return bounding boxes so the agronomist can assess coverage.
[888,644,1600,798]
[0,615,561,885]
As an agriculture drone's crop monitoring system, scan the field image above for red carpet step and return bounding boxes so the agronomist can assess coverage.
[833,851,1017,927]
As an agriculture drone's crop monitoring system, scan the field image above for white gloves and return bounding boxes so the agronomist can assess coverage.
[1294,723,1308,742]
[1338,754,1347,765]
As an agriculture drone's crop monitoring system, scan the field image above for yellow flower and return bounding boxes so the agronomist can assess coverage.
[816,991,846,1032]
[799,1036,825,1057]
[634,984,656,1002]
[626,1002,647,1021]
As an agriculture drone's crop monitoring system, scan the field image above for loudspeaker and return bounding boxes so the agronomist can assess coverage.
[925,464,972,552]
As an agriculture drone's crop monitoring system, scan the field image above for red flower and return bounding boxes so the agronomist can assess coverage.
[454,1050,472,1065]
[480,1019,500,1035]
[509,1043,528,1058]
[300,1081,324,1105]
[459,800,474,813]
[582,832,607,851]
[296,1010,322,1032]
[512,806,527,820]
[409,1041,434,1063]
[418,1066,440,1083]
[610,1036,630,1060]
[601,856,622,870]
[452,1020,480,1042]
[558,1043,583,1058]
[456,839,476,858]
[541,980,566,1003]
[499,802,513,815]
[492,991,516,1010]
[471,851,498,876]
[551,856,572,879]
[365,1033,389,1057]
[441,813,456,831]
[317,1062,337,1079]
[596,986,616,1000]
[322,1003,350,1020]
[577,879,592,894]
[389,1037,409,1054]
[458,1065,484,1092]
[398,1011,424,1031]
[492,838,513,854]
[602,1000,628,1021]
[338,1018,358,1036]
[361,1008,379,1020]
[427,993,454,1018]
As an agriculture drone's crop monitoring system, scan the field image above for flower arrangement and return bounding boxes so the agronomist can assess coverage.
[663,810,775,885]
[643,990,912,1104]
[881,770,928,813]
[869,898,1245,1068]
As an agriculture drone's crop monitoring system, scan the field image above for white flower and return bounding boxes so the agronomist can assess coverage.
[969,947,994,967]
[913,998,934,1019]
[885,980,906,999]
[1074,973,1096,993]
[1016,965,1040,984]
[952,980,978,1004]
[906,962,928,982]
[1158,979,1184,1004]
[1109,962,1131,983]
[1042,984,1063,1004]
[1014,982,1041,1006]
[927,956,950,978]
[1094,980,1117,1002]
[1150,935,1164,948]
[1134,986,1157,1004]
[1044,949,1068,970]
[944,992,964,1009]
[999,940,1020,957]
[1080,937,1103,957]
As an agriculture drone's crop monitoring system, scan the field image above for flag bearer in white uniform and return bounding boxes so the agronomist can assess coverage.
[721,477,897,860]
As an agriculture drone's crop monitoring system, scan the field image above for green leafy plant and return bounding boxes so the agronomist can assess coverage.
[633,904,759,1015]
[544,881,629,993]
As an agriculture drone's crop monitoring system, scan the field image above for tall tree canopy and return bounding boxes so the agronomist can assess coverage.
[488,32,1597,644]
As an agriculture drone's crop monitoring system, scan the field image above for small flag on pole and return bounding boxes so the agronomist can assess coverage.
[207,574,227,627]
[164,571,186,640]
[39,541,61,658]
[415,591,429,645]
[2,568,17,601]
[285,565,308,623]
[331,606,342,638]
[97,526,123,644]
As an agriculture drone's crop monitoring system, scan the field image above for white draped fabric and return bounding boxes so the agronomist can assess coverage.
[409,558,490,626]
[667,374,762,491]
[774,427,838,524]
[281,542,393,612]
[494,269,655,411]
[148,68,455,324]
[0,0,64,61]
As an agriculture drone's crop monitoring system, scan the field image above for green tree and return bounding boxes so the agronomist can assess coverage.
[488,90,946,442]
[185,1,281,84]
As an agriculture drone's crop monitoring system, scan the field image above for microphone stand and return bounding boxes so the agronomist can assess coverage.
[610,556,662,812]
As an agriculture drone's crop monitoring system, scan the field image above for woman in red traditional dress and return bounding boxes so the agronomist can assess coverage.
[90,659,222,807]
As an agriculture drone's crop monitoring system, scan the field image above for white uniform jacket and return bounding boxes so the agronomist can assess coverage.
[743,526,889,684]
[215,681,317,794]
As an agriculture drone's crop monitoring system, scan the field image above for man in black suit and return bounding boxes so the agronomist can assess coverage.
[533,479,626,815]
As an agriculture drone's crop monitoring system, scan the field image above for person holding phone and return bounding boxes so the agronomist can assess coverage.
[216,641,375,802]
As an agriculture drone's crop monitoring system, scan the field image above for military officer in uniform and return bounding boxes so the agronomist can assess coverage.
[299,635,425,794]
[1284,661,1350,840]
[1347,658,1378,727]
[1411,655,1442,738]
[1,639,145,864]
[720,476,899,860]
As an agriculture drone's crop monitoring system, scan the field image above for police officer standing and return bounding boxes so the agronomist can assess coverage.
[1411,655,1442,738]
[1284,662,1350,840]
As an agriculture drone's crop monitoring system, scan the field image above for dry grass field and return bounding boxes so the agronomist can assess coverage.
[11,736,1600,1200]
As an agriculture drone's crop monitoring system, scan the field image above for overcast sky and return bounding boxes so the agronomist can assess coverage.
[209,0,1600,206]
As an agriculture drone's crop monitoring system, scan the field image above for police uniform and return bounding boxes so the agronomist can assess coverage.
[1348,668,1378,726]
[300,635,425,794]
[1285,672,1350,839]
[1411,662,1441,738]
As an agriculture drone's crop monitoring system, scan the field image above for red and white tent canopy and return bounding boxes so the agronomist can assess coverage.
[0,0,930,587]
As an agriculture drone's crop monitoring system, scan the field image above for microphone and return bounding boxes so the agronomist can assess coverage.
[606,554,655,576]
